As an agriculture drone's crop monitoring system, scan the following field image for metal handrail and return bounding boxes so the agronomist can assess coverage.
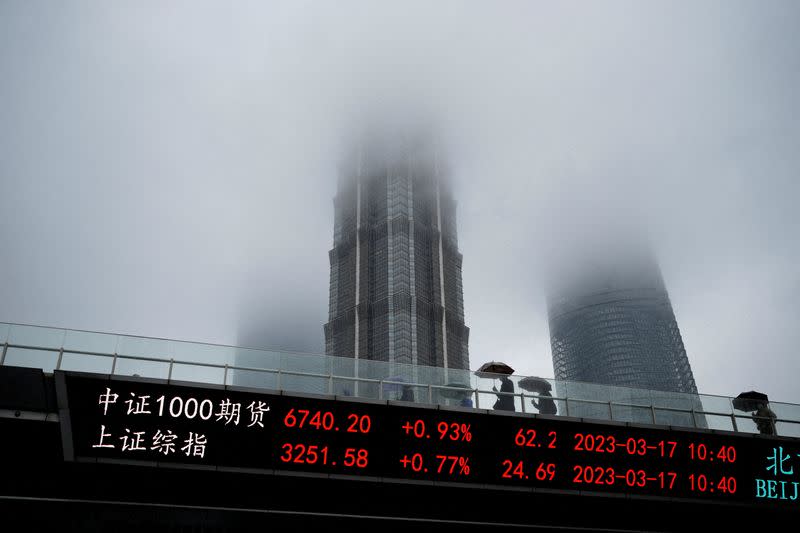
[2,337,799,436]
[3,320,779,406]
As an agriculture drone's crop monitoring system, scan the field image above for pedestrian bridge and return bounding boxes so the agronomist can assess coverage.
[2,322,798,531]
[2,322,797,436]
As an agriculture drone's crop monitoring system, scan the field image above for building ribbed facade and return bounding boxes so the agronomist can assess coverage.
[324,134,469,370]
[547,247,698,394]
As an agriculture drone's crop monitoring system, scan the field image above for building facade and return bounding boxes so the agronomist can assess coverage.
[547,245,698,394]
[324,133,469,371]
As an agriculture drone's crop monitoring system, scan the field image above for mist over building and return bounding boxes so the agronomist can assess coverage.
[546,234,698,395]
[324,126,470,371]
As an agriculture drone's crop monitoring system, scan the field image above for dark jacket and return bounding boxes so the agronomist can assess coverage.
[493,377,515,411]
[754,404,777,435]
[533,392,557,415]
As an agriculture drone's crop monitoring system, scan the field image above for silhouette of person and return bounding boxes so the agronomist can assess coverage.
[753,401,777,436]
[400,385,415,402]
[459,396,474,408]
[493,376,515,411]
[532,390,557,415]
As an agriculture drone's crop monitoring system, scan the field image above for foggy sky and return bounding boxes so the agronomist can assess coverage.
[1,1,799,401]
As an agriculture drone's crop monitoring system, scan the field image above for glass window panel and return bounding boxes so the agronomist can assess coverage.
[649,391,697,411]
[331,377,357,397]
[474,376,499,394]
[281,353,327,376]
[612,390,652,408]
[771,402,800,423]
[382,379,408,400]
[392,384,427,403]
[611,404,654,424]
[355,381,379,400]
[418,364,446,387]
[697,395,733,415]
[3,347,58,372]
[171,341,237,366]
[434,384,476,408]
[116,336,172,358]
[63,330,118,355]
[733,415,761,435]
[171,363,225,385]
[565,381,613,403]
[232,368,278,390]
[776,421,800,438]
[0,323,10,344]
[703,414,736,432]
[234,348,280,374]
[603,384,633,403]
[537,399,568,417]
[9,325,65,349]
[476,387,520,413]
[281,374,329,395]
[567,399,611,421]
[693,412,711,429]
[59,352,113,374]
[328,356,355,379]
[476,391,497,410]
[654,408,694,428]
[113,356,169,379]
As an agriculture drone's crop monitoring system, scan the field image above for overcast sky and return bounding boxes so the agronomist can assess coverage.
[1,1,798,402]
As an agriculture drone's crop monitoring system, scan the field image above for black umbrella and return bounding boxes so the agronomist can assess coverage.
[439,382,473,399]
[733,391,769,412]
[475,361,515,378]
[518,376,552,393]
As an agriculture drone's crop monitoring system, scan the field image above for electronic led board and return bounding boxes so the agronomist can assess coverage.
[55,372,799,505]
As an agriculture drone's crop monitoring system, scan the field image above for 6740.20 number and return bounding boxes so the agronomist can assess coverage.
[283,408,371,433]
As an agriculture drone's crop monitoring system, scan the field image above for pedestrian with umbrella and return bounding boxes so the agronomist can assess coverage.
[439,382,475,408]
[476,361,515,412]
[383,376,414,402]
[519,376,557,415]
[733,391,777,436]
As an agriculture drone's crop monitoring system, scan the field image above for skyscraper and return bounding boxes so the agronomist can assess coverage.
[547,242,698,394]
[324,131,469,371]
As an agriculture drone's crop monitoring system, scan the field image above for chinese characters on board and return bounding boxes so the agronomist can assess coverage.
[91,387,270,459]
[756,446,800,501]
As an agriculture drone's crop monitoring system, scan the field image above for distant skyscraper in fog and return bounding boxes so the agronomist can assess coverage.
[547,243,698,394]
[324,129,470,370]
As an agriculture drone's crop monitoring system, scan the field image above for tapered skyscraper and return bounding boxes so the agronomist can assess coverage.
[324,130,469,370]
[547,241,698,394]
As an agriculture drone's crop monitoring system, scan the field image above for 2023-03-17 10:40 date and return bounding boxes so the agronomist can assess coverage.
[571,432,737,463]
[571,465,737,493]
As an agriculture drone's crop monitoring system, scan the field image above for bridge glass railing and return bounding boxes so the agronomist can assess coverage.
[1,322,798,437]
